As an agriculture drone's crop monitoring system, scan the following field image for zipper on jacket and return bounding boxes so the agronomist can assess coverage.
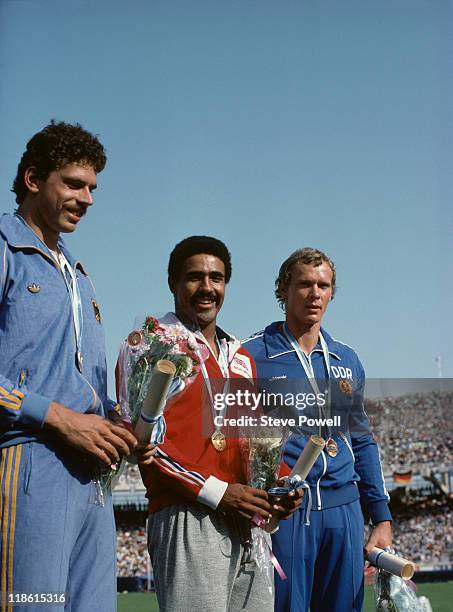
[316,451,328,510]
[307,352,322,438]
[14,241,101,413]
[340,432,355,462]
[47,251,98,411]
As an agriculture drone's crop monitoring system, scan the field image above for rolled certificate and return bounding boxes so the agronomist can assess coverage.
[288,435,326,480]
[133,359,176,444]
[265,435,326,533]
[367,547,415,580]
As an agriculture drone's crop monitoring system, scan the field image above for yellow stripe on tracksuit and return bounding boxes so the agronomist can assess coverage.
[0,386,23,411]
[9,390,24,401]
[0,446,22,612]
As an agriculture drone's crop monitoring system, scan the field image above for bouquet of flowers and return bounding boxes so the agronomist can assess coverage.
[118,314,207,430]
[245,437,285,491]
[99,313,208,496]
[372,547,426,612]
[375,568,426,612]
[241,434,289,593]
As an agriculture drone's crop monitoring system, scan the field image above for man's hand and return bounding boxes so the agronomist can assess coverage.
[218,483,271,521]
[45,401,138,465]
[136,443,157,466]
[364,521,393,561]
[269,477,304,520]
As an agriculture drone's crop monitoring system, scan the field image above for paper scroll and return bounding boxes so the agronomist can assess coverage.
[367,547,415,580]
[133,359,176,444]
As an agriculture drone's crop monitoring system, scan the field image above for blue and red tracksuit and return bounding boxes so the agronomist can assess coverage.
[243,322,391,612]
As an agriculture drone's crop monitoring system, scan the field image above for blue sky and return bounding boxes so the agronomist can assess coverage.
[1,0,452,390]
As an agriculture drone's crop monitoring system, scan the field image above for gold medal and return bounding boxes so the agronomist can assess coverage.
[211,431,226,452]
[326,438,338,457]
[339,379,353,395]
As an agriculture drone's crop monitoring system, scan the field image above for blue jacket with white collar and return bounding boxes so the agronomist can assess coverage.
[0,213,115,449]
[243,322,391,524]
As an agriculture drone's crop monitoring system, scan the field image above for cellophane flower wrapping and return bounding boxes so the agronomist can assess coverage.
[241,434,288,592]
[375,568,427,612]
[118,314,207,427]
[102,314,208,493]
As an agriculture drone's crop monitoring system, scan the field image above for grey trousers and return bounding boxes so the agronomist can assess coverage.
[147,504,274,612]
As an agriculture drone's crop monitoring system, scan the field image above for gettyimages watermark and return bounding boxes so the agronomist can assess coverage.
[200,377,453,440]
[212,388,326,411]
[201,377,352,439]
[211,388,337,429]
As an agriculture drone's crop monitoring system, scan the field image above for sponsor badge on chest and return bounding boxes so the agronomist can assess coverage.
[230,353,253,379]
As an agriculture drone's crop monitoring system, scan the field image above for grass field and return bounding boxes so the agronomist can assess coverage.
[118,582,453,611]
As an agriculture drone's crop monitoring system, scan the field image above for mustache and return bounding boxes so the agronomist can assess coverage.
[190,292,218,303]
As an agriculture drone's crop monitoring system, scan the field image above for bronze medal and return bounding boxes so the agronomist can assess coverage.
[339,379,353,395]
[91,299,101,323]
[127,330,143,347]
[326,438,338,457]
[211,431,226,452]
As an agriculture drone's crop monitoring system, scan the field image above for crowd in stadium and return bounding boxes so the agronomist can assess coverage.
[117,523,149,577]
[114,462,145,491]
[365,390,453,474]
[389,491,453,565]
[393,509,452,564]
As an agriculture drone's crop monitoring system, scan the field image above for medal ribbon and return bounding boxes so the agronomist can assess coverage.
[250,514,287,580]
[15,215,84,370]
[282,324,332,438]
[197,334,230,437]
[59,255,84,370]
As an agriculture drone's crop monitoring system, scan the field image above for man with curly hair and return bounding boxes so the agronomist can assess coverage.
[0,121,137,611]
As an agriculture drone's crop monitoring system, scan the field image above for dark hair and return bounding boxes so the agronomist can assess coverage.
[275,247,336,308]
[168,236,232,283]
[12,120,107,204]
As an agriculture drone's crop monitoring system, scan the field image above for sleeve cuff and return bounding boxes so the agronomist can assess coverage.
[368,500,392,524]
[197,476,228,509]
[21,392,52,429]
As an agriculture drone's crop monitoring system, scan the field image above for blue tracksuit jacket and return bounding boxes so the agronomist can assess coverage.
[0,212,115,448]
[243,322,391,524]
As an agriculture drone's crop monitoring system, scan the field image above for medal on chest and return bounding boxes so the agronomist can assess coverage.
[211,431,227,452]
[283,324,339,457]
[325,437,338,457]
[198,334,230,453]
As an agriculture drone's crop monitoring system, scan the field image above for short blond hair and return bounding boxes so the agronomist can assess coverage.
[275,247,336,309]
